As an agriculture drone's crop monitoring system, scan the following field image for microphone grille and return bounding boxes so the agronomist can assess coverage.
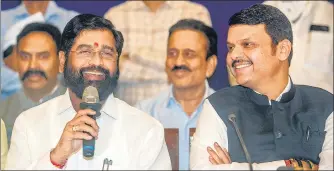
[228,113,236,122]
[82,86,99,103]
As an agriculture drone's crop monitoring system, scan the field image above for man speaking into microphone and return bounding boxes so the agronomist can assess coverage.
[6,14,171,170]
[190,4,333,170]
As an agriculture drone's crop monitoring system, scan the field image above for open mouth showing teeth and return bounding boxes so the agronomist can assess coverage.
[83,71,104,76]
[235,64,252,69]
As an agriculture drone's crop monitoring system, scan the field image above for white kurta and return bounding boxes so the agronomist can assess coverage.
[6,90,171,170]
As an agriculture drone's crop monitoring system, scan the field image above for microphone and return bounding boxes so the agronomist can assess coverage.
[228,114,253,171]
[80,86,102,158]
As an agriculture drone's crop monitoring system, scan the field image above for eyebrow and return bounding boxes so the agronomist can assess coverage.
[101,45,115,51]
[183,48,196,52]
[18,51,32,56]
[36,51,50,56]
[227,37,253,45]
[76,44,93,50]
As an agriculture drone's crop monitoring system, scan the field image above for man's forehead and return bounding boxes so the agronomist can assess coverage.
[227,24,267,42]
[75,44,114,50]
[73,30,116,49]
[169,29,207,48]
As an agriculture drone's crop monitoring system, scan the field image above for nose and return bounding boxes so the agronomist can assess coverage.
[229,46,243,61]
[88,51,104,66]
[28,56,38,70]
[175,52,186,66]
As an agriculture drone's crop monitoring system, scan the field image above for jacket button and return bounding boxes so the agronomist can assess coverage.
[275,131,283,139]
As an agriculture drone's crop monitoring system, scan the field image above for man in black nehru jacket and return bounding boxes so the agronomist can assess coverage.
[190,4,333,170]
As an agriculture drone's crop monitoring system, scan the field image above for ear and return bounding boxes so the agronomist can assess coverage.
[277,39,292,62]
[206,55,218,78]
[58,51,66,73]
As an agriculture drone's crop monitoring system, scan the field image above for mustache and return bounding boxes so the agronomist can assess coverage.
[21,69,47,81]
[231,59,253,68]
[63,63,118,101]
[172,65,191,72]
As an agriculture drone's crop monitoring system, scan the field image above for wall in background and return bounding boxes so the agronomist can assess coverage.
[1,0,265,90]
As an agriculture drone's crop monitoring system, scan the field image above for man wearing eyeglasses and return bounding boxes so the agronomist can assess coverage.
[6,14,171,170]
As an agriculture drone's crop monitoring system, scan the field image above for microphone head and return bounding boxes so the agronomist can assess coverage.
[228,113,236,122]
[82,86,99,103]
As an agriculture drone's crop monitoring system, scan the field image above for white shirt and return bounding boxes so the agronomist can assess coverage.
[104,1,212,106]
[190,81,333,170]
[6,90,171,170]
[1,119,8,170]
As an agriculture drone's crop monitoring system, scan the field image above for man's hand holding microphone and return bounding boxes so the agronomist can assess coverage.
[50,108,99,167]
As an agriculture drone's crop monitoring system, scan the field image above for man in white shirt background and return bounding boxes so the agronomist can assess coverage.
[263,1,333,93]
[6,14,171,170]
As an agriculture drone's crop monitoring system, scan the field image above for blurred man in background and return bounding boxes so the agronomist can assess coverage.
[1,0,77,98]
[104,0,212,106]
[0,22,66,143]
[263,1,333,93]
[1,13,45,100]
[1,0,79,38]
[136,19,217,170]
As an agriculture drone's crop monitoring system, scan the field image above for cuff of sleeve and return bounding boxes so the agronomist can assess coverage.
[250,160,286,170]
[33,151,65,170]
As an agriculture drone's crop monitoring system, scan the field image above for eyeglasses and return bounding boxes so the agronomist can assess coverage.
[70,49,118,61]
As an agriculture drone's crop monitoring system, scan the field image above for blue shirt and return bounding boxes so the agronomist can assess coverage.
[1,61,21,100]
[136,81,215,170]
[1,1,79,41]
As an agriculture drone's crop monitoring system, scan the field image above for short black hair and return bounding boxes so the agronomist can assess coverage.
[229,4,293,65]
[17,22,62,52]
[60,14,124,60]
[3,45,14,59]
[168,19,218,60]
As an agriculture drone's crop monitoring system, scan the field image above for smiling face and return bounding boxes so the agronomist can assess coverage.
[59,29,119,101]
[226,24,283,89]
[166,29,216,89]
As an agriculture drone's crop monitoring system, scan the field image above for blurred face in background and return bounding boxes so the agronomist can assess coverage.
[166,29,216,90]
[3,45,19,72]
[17,31,59,91]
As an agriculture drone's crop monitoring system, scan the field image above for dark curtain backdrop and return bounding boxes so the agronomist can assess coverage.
[2,0,265,90]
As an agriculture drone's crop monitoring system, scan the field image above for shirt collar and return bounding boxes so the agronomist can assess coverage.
[14,1,60,21]
[39,83,59,103]
[247,77,296,105]
[57,90,119,120]
[165,80,212,108]
[276,77,291,101]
